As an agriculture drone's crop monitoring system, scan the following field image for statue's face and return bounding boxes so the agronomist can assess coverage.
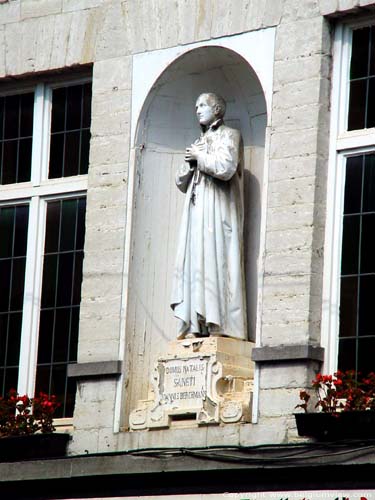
[195,95,217,126]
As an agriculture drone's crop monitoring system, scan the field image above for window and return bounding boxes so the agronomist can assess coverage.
[0,77,91,417]
[323,21,375,375]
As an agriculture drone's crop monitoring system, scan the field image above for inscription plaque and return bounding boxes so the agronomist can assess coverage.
[161,358,208,408]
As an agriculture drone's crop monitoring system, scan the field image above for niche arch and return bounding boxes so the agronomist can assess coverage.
[125,46,267,417]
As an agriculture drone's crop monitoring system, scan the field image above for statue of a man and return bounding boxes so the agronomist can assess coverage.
[171,93,247,340]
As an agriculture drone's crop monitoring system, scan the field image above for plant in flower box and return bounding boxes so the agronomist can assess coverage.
[295,370,375,440]
[0,390,70,461]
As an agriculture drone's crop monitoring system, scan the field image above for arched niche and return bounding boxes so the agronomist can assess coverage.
[125,46,267,419]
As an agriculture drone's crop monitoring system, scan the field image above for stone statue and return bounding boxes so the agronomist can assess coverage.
[171,93,247,340]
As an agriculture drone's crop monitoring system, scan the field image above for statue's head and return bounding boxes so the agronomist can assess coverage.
[195,93,226,127]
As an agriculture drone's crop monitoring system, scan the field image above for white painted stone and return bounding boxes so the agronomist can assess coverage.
[267,204,315,231]
[319,0,339,15]
[20,0,62,20]
[77,338,121,363]
[258,388,300,417]
[338,0,359,10]
[63,0,103,11]
[49,12,72,69]
[260,363,319,389]
[0,0,19,23]
[93,56,132,94]
[268,156,323,182]
[275,16,328,61]
[240,417,288,445]
[267,176,316,208]
[261,321,311,345]
[282,0,320,20]
[68,429,99,455]
[89,135,130,166]
[262,0,283,26]
[274,55,331,88]
[65,8,99,65]
[270,128,320,159]
[94,1,129,60]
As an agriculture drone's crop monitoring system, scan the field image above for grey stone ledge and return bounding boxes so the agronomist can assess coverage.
[67,360,122,379]
[251,345,324,363]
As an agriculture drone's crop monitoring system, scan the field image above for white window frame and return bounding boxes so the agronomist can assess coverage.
[0,79,89,400]
[322,19,375,373]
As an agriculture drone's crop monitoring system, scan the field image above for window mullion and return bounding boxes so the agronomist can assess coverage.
[31,84,52,186]
[17,197,47,397]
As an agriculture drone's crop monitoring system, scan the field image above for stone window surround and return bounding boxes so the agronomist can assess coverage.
[0,71,91,410]
[321,17,375,374]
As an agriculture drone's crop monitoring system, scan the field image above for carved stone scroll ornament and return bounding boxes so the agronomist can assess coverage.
[129,337,254,430]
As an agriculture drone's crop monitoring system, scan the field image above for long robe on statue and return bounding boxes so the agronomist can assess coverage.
[171,119,247,340]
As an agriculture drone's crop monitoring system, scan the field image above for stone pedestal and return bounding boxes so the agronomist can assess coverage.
[129,337,254,430]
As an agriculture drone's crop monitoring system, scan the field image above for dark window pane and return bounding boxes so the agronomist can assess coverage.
[37,309,54,364]
[339,277,358,338]
[348,79,367,130]
[44,201,60,254]
[51,87,66,133]
[72,253,83,305]
[49,83,92,179]
[358,337,375,375]
[7,313,22,366]
[4,95,19,140]
[60,199,77,252]
[56,253,74,307]
[76,198,86,250]
[35,366,51,398]
[20,93,34,138]
[41,254,58,308]
[370,26,375,76]
[51,365,68,418]
[13,205,29,257]
[80,129,90,175]
[65,377,76,417]
[344,155,363,214]
[361,214,375,273]
[17,138,32,183]
[38,196,86,417]
[0,315,7,367]
[358,275,375,335]
[0,207,15,258]
[10,258,26,310]
[69,307,79,362]
[0,97,4,139]
[363,154,375,212]
[82,83,92,129]
[53,308,71,362]
[3,368,18,396]
[2,140,18,185]
[338,338,356,372]
[351,27,370,79]
[49,133,64,179]
[367,78,375,128]
[64,131,80,177]
[66,85,82,131]
[0,260,11,313]
[341,215,360,275]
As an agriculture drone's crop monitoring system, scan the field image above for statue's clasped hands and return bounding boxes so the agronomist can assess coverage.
[185,142,203,164]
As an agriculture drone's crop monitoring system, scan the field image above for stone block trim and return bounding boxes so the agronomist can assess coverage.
[68,361,122,379]
[252,344,325,363]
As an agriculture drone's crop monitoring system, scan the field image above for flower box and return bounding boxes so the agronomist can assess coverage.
[0,432,70,462]
[295,411,375,440]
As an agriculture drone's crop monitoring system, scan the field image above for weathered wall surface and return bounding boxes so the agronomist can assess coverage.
[0,0,371,452]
